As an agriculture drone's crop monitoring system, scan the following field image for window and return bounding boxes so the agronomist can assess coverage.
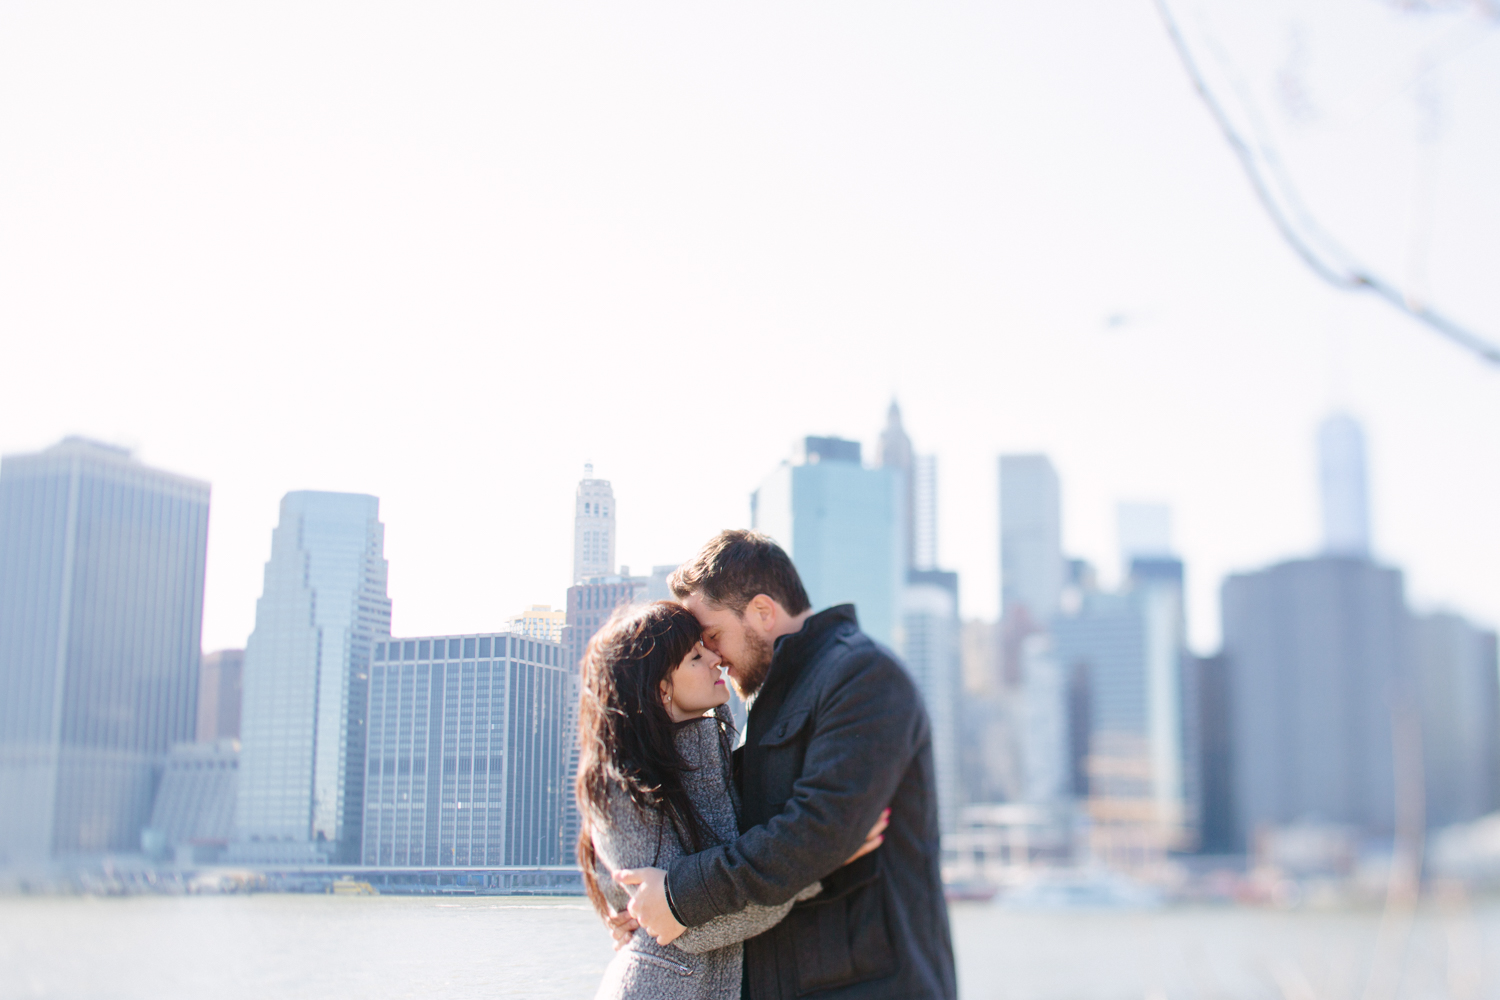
[478,637,491,658]
[450,638,463,659]
[419,640,432,660]
[464,637,476,658]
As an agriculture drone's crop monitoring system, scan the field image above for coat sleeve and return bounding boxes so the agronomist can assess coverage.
[672,881,822,954]
[665,646,926,926]
[589,789,664,916]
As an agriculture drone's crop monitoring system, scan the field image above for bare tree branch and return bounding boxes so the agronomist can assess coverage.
[1154,0,1500,367]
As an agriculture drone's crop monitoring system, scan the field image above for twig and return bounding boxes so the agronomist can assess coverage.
[1153,0,1500,367]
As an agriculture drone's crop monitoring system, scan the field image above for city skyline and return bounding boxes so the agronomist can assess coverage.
[2,418,1493,871]
[20,396,1497,663]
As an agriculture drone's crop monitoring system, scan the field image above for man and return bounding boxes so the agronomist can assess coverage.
[614,529,956,1000]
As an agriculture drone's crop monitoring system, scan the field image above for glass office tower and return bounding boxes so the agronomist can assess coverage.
[1052,576,1189,858]
[0,438,209,862]
[751,437,902,647]
[233,492,390,864]
[362,633,570,866]
[1220,556,1406,848]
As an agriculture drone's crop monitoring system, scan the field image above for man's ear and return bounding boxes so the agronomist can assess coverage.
[746,593,779,632]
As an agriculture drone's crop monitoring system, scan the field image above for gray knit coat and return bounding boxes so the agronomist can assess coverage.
[589,716,820,1000]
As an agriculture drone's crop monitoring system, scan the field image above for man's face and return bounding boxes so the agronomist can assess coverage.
[682,593,773,698]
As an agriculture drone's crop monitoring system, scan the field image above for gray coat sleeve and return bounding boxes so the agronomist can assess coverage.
[666,648,925,925]
[593,767,822,953]
[672,881,822,954]
[588,790,666,915]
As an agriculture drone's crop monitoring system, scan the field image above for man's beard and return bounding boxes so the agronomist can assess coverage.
[730,625,774,699]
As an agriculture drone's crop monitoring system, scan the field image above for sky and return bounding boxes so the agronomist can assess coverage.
[1,0,1496,655]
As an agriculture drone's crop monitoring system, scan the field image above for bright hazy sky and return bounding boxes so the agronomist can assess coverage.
[2,1,1496,655]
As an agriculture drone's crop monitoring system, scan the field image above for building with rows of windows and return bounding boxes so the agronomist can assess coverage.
[361,633,570,867]
[232,491,390,865]
[0,438,209,863]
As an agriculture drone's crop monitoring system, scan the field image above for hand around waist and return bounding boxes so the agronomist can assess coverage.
[613,867,685,946]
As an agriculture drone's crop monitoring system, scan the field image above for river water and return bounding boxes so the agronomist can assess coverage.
[2,894,1497,1000]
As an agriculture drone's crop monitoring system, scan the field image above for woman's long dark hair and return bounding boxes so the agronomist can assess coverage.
[575,601,734,916]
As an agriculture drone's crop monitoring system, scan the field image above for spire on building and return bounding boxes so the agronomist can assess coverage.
[878,399,920,572]
[877,399,913,472]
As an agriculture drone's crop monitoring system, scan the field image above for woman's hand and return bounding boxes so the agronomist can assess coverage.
[843,807,890,866]
[604,908,639,950]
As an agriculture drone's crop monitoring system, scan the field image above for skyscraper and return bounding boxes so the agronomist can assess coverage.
[564,577,650,672]
[0,437,209,862]
[1220,557,1406,847]
[877,407,961,830]
[876,400,939,573]
[998,455,1063,684]
[1412,611,1500,828]
[363,633,570,866]
[1318,412,1371,557]
[1190,653,1236,854]
[752,436,901,646]
[912,455,938,572]
[877,400,916,572]
[1052,579,1189,858]
[233,492,391,864]
[573,466,616,584]
[902,570,962,833]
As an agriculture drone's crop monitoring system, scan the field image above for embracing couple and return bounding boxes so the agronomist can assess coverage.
[576,529,956,1000]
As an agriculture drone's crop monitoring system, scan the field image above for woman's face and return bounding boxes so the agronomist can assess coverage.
[661,640,729,722]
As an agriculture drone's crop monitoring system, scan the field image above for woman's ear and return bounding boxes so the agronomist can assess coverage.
[659,678,672,706]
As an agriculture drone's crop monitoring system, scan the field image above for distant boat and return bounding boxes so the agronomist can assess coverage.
[328,880,379,896]
[996,870,1164,911]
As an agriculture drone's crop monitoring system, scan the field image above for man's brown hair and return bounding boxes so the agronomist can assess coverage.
[669,529,812,616]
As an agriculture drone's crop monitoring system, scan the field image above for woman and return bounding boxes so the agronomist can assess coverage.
[576,601,881,999]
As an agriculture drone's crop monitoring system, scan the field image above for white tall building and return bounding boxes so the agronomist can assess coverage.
[999,456,1064,626]
[573,465,616,583]
[1318,412,1371,557]
[233,492,391,864]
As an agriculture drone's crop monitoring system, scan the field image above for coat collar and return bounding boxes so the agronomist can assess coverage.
[762,604,858,699]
